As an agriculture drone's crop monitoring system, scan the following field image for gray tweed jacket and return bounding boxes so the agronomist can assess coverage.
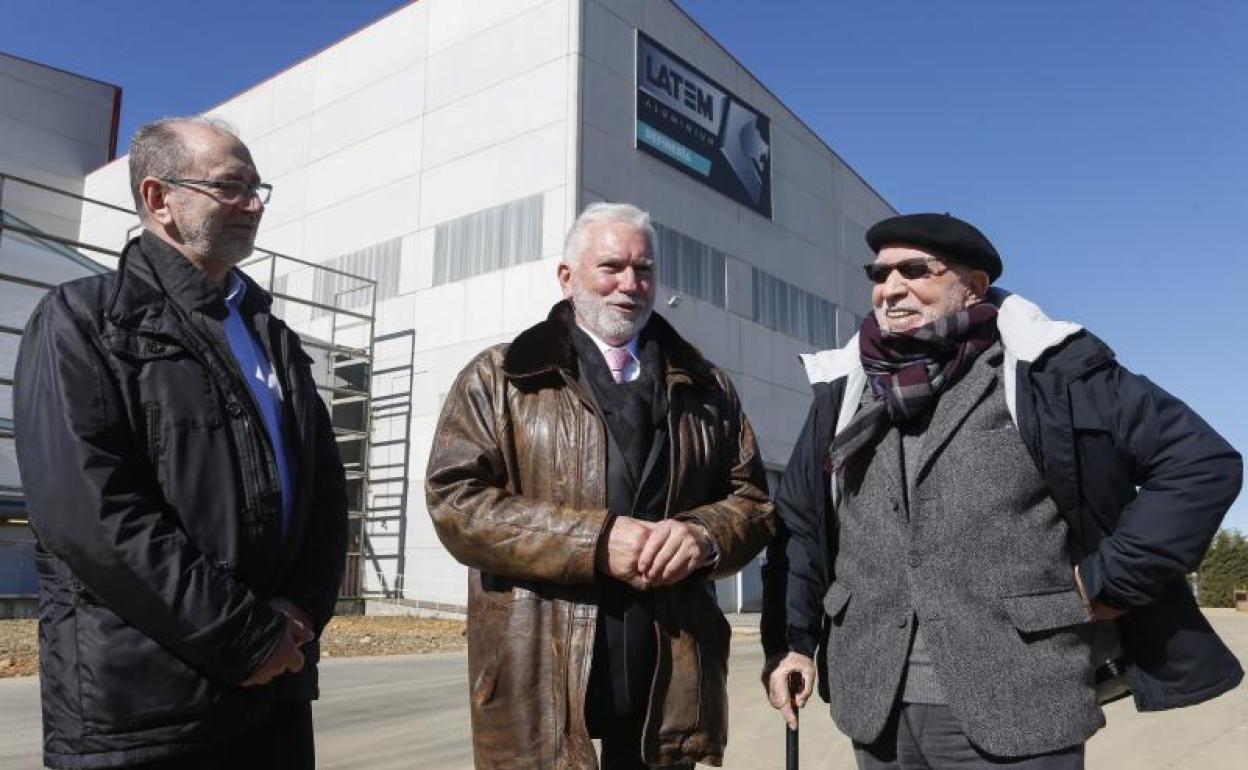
[825,342,1103,757]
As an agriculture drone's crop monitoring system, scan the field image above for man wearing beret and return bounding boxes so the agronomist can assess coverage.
[759,212,1243,769]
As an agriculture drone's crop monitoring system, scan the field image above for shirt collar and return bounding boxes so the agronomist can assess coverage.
[576,324,639,362]
[225,270,246,307]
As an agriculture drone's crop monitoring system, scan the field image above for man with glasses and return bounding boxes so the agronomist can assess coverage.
[14,117,347,769]
[760,213,1242,769]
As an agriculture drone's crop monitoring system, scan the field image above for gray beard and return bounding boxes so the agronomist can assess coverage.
[569,282,653,343]
[180,219,256,265]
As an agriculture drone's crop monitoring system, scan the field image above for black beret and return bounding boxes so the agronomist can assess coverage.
[865,213,1003,282]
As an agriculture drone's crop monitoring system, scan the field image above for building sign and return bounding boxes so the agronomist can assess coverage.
[635,32,772,218]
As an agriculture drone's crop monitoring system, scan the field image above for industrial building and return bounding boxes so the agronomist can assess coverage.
[2,0,894,613]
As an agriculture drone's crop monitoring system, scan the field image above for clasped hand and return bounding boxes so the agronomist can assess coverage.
[601,516,711,591]
[241,598,316,687]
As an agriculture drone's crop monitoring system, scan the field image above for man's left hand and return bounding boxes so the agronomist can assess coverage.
[637,520,712,586]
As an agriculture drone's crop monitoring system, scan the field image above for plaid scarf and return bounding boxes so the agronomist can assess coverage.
[828,303,999,480]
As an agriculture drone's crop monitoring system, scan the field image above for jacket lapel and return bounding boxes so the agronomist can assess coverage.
[874,426,904,501]
[913,343,1002,483]
[632,424,666,514]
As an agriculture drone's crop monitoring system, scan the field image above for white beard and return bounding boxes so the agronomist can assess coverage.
[874,282,976,334]
[569,279,653,343]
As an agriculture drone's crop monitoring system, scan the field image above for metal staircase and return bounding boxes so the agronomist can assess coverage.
[241,250,378,612]
[359,330,416,598]
[1,173,384,613]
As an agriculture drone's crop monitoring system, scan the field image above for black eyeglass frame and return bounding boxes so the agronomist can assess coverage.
[160,177,272,205]
[862,257,950,285]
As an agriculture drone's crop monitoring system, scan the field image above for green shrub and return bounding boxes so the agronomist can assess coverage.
[1198,529,1248,608]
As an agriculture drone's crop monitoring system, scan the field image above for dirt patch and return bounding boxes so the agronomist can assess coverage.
[319,616,466,658]
[0,619,38,678]
[0,616,466,679]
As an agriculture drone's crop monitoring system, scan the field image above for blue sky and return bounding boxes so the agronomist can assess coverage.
[2,0,1244,528]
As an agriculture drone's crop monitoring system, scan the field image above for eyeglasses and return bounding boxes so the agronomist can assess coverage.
[160,178,272,205]
[862,258,948,284]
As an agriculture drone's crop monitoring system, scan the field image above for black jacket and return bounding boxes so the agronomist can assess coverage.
[14,233,349,769]
[761,289,1243,713]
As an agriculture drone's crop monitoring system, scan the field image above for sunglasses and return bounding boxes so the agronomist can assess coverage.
[862,258,948,284]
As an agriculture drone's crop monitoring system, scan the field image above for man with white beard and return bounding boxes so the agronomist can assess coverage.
[426,202,774,769]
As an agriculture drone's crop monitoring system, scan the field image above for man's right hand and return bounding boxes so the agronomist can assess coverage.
[1074,564,1125,622]
[241,616,306,687]
[269,597,315,646]
[601,516,655,591]
[763,651,816,730]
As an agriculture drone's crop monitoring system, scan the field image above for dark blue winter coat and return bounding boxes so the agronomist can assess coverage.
[762,289,1243,712]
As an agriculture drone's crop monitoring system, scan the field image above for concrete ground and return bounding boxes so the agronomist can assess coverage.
[0,610,1243,769]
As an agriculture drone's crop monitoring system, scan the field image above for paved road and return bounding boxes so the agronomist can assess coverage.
[2,611,1244,768]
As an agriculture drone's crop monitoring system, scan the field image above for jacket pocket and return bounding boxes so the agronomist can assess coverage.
[823,581,851,624]
[1002,589,1091,635]
[102,331,189,363]
[75,604,224,734]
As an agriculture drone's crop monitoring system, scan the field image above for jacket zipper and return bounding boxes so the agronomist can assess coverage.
[159,300,277,542]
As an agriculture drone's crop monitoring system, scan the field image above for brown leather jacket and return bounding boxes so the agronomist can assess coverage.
[426,302,774,769]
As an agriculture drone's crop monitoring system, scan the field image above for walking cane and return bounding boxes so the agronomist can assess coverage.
[786,670,801,770]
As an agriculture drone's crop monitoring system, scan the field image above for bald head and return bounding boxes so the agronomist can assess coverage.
[128,117,246,220]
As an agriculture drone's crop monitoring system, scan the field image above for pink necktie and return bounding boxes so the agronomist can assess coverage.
[603,346,632,384]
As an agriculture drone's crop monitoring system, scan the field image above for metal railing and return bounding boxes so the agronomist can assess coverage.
[0,173,381,607]
[239,250,378,606]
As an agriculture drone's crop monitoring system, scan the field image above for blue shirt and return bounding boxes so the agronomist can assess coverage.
[223,271,294,539]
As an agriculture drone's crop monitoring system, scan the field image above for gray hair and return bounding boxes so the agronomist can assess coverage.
[127,116,240,215]
[562,202,658,267]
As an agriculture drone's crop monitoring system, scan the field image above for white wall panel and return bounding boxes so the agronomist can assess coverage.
[419,121,566,227]
[412,281,468,352]
[249,119,312,183]
[772,177,834,255]
[580,59,633,143]
[0,54,117,185]
[255,166,310,232]
[501,257,563,333]
[77,160,136,255]
[254,219,306,260]
[427,0,557,55]
[424,0,569,113]
[309,64,426,161]
[312,3,429,109]
[459,269,506,341]
[301,175,421,261]
[209,60,315,142]
[583,0,635,81]
[540,186,567,260]
[659,290,733,372]
[837,257,872,318]
[305,120,422,213]
[773,123,835,205]
[422,59,566,170]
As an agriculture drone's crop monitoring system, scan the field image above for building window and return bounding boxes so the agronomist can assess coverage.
[653,223,725,307]
[323,237,402,305]
[751,268,838,348]
[274,237,401,318]
[433,194,543,285]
